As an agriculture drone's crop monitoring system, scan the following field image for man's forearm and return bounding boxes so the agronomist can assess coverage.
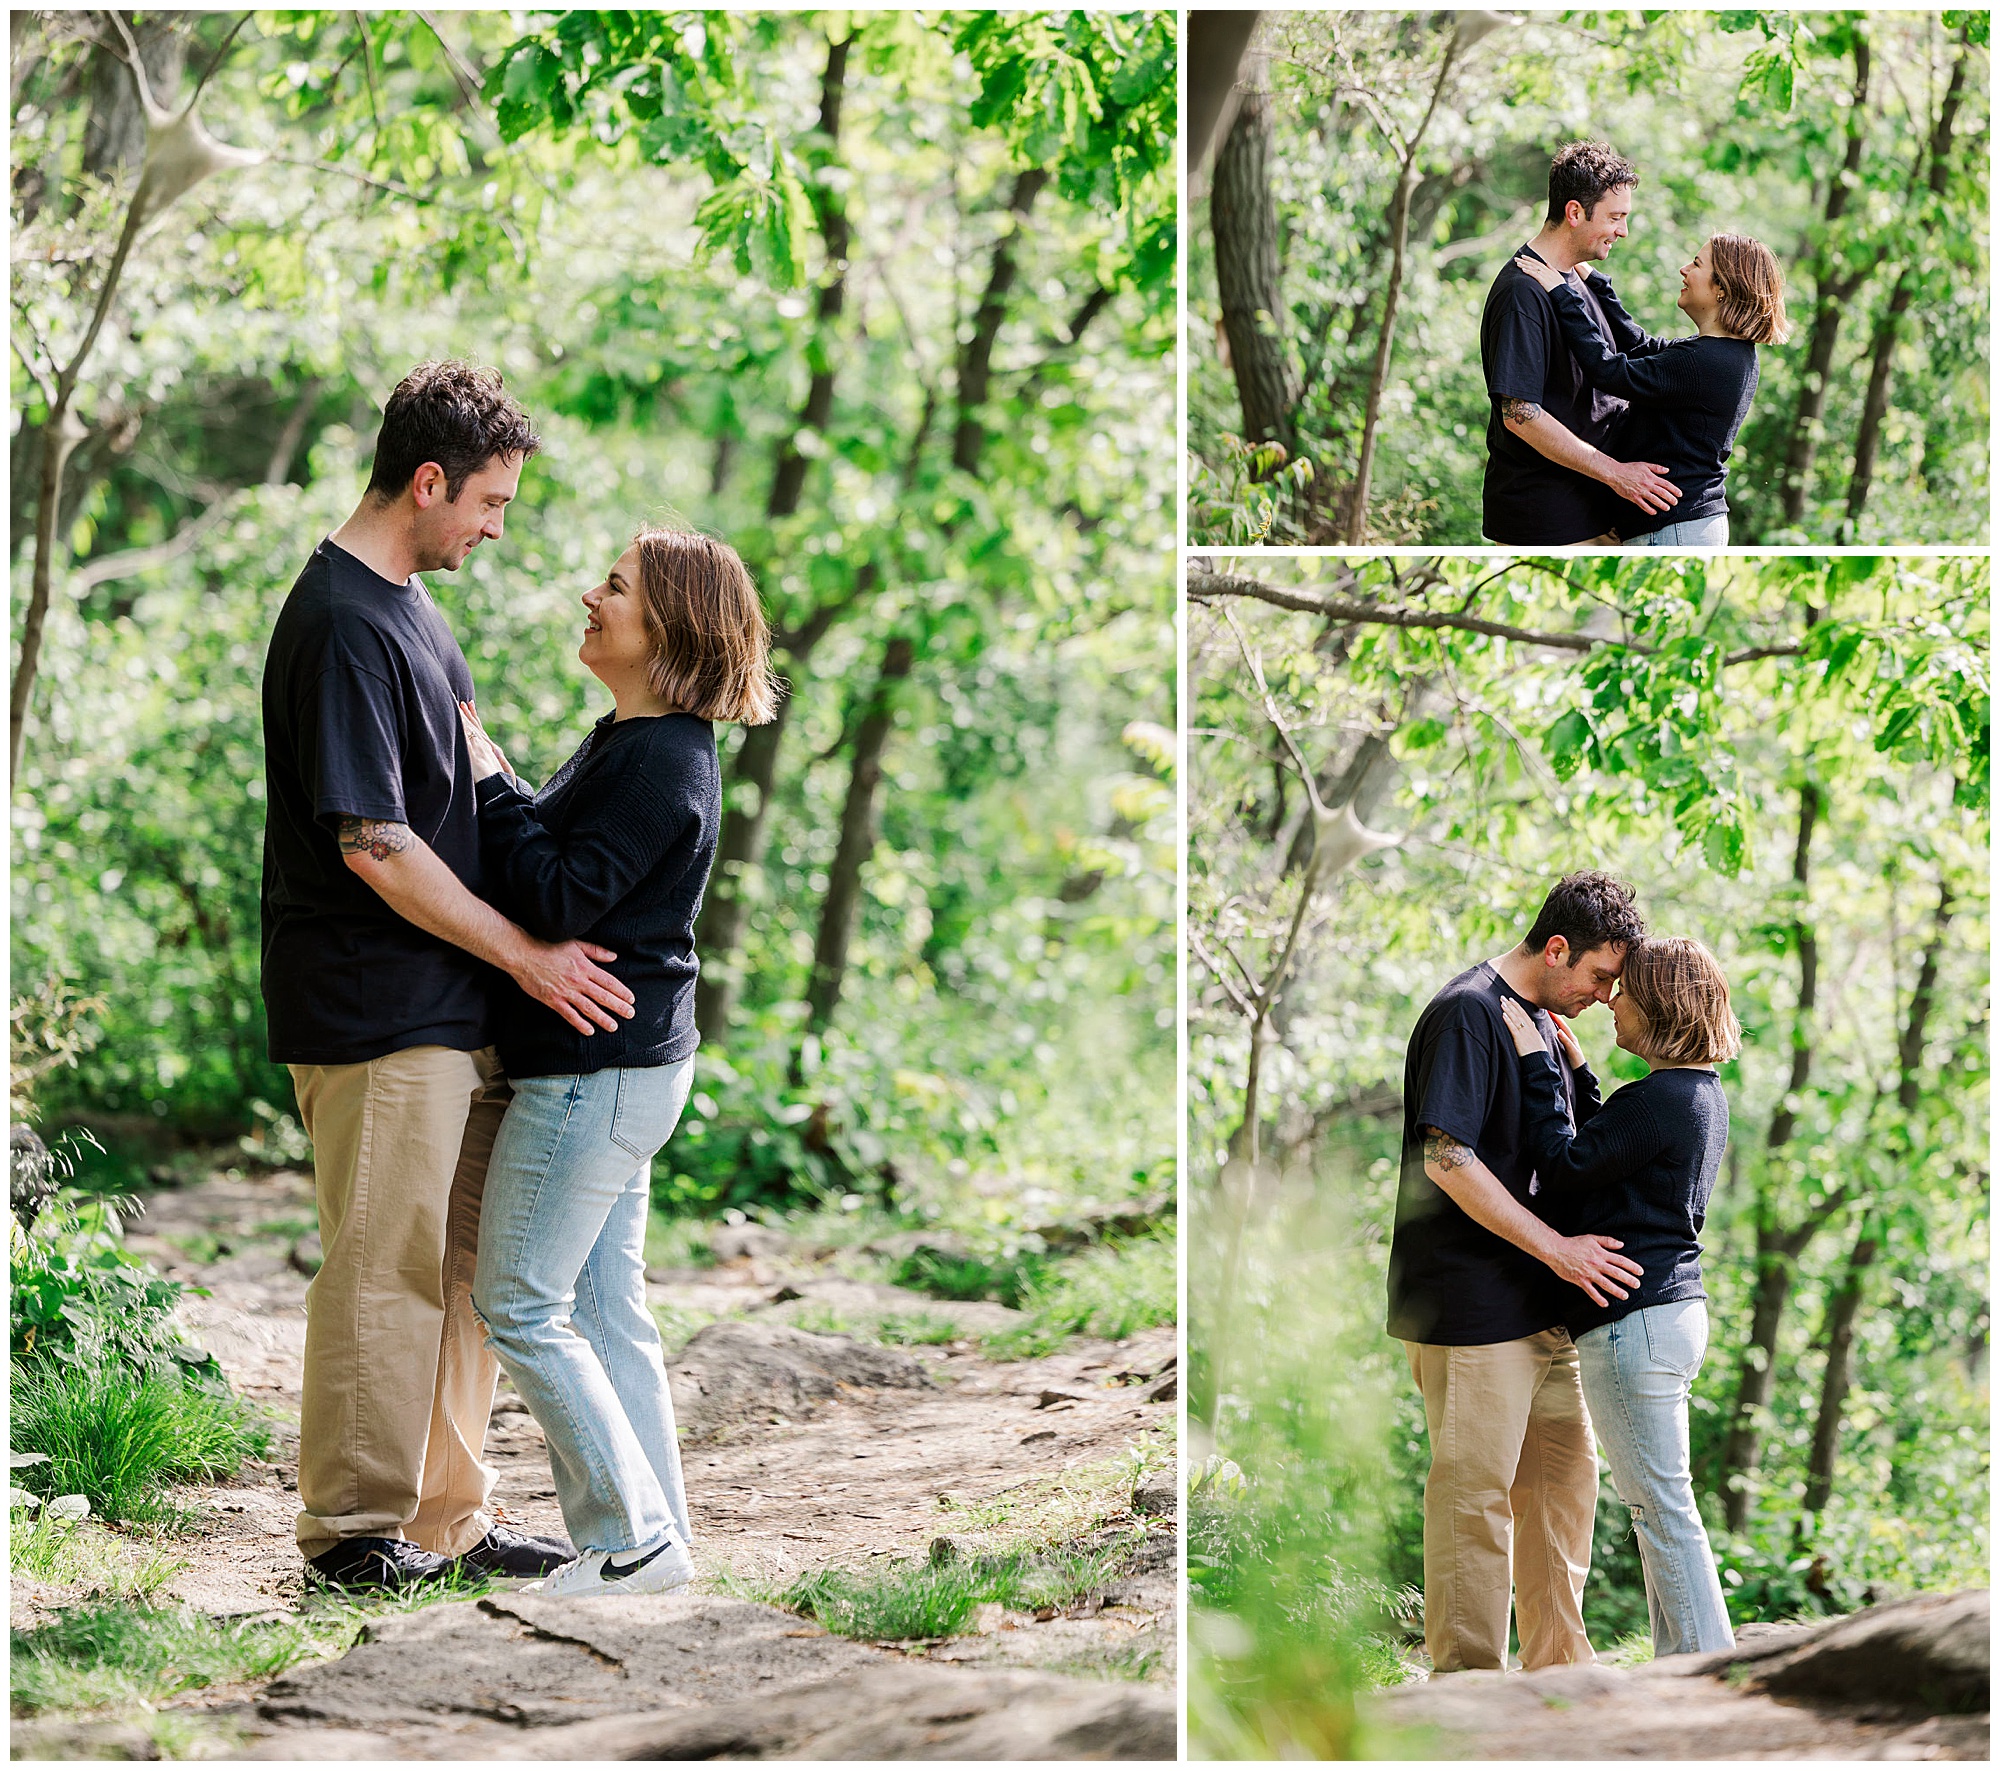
[1501,401,1611,483]
[337,818,523,972]
[1423,1129,1562,1267]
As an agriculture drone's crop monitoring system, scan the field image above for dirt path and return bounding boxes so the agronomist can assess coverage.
[13,1163,1177,1758]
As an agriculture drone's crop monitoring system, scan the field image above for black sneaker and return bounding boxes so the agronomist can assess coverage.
[306,1535,453,1592]
[455,1524,576,1579]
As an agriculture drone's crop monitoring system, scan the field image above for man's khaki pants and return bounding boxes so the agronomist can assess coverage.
[289,1045,509,1559]
[1403,1329,1597,1673]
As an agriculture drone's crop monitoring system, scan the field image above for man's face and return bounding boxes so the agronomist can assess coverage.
[1568,186,1633,263]
[409,452,524,573]
[1530,939,1626,1017]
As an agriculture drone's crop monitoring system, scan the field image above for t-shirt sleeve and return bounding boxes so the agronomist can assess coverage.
[305,657,408,829]
[1485,279,1552,405]
[1416,1020,1498,1151]
[476,747,691,943]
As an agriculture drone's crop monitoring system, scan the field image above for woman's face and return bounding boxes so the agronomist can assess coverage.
[579,543,650,682]
[1609,981,1648,1055]
[1677,243,1719,320]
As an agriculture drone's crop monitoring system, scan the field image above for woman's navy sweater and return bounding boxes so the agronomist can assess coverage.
[476,711,718,1079]
[1546,274,1758,540]
[1518,1050,1729,1336]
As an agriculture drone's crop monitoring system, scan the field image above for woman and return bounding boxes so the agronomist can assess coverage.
[1513,235,1790,546]
[1497,938,1739,1658]
[461,528,778,1598]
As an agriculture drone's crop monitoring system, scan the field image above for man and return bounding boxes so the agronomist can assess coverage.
[1387,872,1648,1673]
[1479,141,1681,545]
[261,361,637,1590]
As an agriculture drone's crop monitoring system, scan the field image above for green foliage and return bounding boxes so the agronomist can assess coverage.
[984,1233,1177,1356]
[1190,556,1987,1747]
[1191,12,1989,544]
[10,1362,271,1524]
[10,1190,219,1386]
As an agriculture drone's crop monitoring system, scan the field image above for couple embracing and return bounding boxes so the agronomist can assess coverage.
[1482,140,1792,547]
[1390,872,1741,1671]
[260,361,776,1597]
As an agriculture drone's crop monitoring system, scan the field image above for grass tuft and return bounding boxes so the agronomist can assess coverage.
[11,1362,271,1523]
[981,1234,1175,1358]
[773,1540,1136,1642]
[9,1509,184,1602]
[9,1603,357,1717]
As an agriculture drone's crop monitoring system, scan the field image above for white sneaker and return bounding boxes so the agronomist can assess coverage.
[523,1534,695,1599]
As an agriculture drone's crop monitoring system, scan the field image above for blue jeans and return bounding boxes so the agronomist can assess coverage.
[1629,513,1729,546]
[1575,1300,1735,1657]
[472,1063,695,1555]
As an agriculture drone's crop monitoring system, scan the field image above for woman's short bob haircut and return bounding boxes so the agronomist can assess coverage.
[1708,234,1792,347]
[630,528,781,726]
[1621,936,1742,1067]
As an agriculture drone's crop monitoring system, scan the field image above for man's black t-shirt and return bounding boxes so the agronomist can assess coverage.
[1386,962,1599,1346]
[1480,245,1629,545]
[260,541,494,1065]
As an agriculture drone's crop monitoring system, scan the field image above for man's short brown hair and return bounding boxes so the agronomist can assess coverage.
[365,361,540,503]
[630,528,781,726]
[1621,937,1742,1066]
[1547,141,1638,224]
[1522,870,1645,962]
[1707,234,1792,346]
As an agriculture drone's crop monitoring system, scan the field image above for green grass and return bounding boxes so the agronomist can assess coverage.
[10,1603,357,1717]
[9,1509,184,1602]
[981,1234,1175,1358]
[874,1311,964,1346]
[11,1362,272,1523]
[772,1539,1138,1642]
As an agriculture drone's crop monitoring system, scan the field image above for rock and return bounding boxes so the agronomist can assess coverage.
[709,1224,796,1264]
[1364,1590,1994,1761]
[1132,1476,1176,1519]
[287,1234,322,1277]
[1037,1389,1085,1409]
[757,1276,1023,1336]
[1733,1588,1990,1714]
[1141,1369,1177,1404]
[929,1534,973,1566]
[259,1593,882,1731]
[466,1664,1178,1761]
[1032,1193,1171,1251]
[667,1320,935,1440]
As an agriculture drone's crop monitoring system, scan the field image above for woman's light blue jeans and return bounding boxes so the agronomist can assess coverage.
[1630,513,1729,546]
[472,1062,694,1556]
[1575,1299,1735,1657]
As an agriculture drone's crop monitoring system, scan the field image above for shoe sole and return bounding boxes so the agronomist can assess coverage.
[529,1551,696,1600]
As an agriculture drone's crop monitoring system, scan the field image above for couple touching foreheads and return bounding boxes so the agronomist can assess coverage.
[261,361,776,1598]
[1390,872,1744,1671]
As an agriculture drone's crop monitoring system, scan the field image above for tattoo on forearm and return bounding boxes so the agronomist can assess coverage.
[336,817,414,862]
[1502,398,1543,426]
[1423,1129,1475,1174]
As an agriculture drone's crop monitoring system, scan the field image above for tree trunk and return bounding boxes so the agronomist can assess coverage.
[1719,778,1823,1530]
[767,35,853,519]
[952,170,1049,473]
[1344,41,1459,543]
[1210,75,1297,452]
[1800,1224,1878,1516]
[1188,11,1260,185]
[800,636,915,1043]
[1842,35,1970,525]
[1777,35,1871,528]
[690,36,858,1043]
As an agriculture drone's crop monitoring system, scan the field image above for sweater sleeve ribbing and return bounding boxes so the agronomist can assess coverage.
[1517,1049,1667,1192]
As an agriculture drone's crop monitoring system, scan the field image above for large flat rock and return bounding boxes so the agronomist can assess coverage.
[258,1593,881,1730]
[248,1593,1174,1761]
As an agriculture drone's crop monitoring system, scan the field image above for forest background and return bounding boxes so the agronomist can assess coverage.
[1189,9,1990,546]
[1184,553,1988,1756]
[10,8,1178,1242]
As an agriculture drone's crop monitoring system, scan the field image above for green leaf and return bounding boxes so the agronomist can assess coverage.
[1544,709,1593,780]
